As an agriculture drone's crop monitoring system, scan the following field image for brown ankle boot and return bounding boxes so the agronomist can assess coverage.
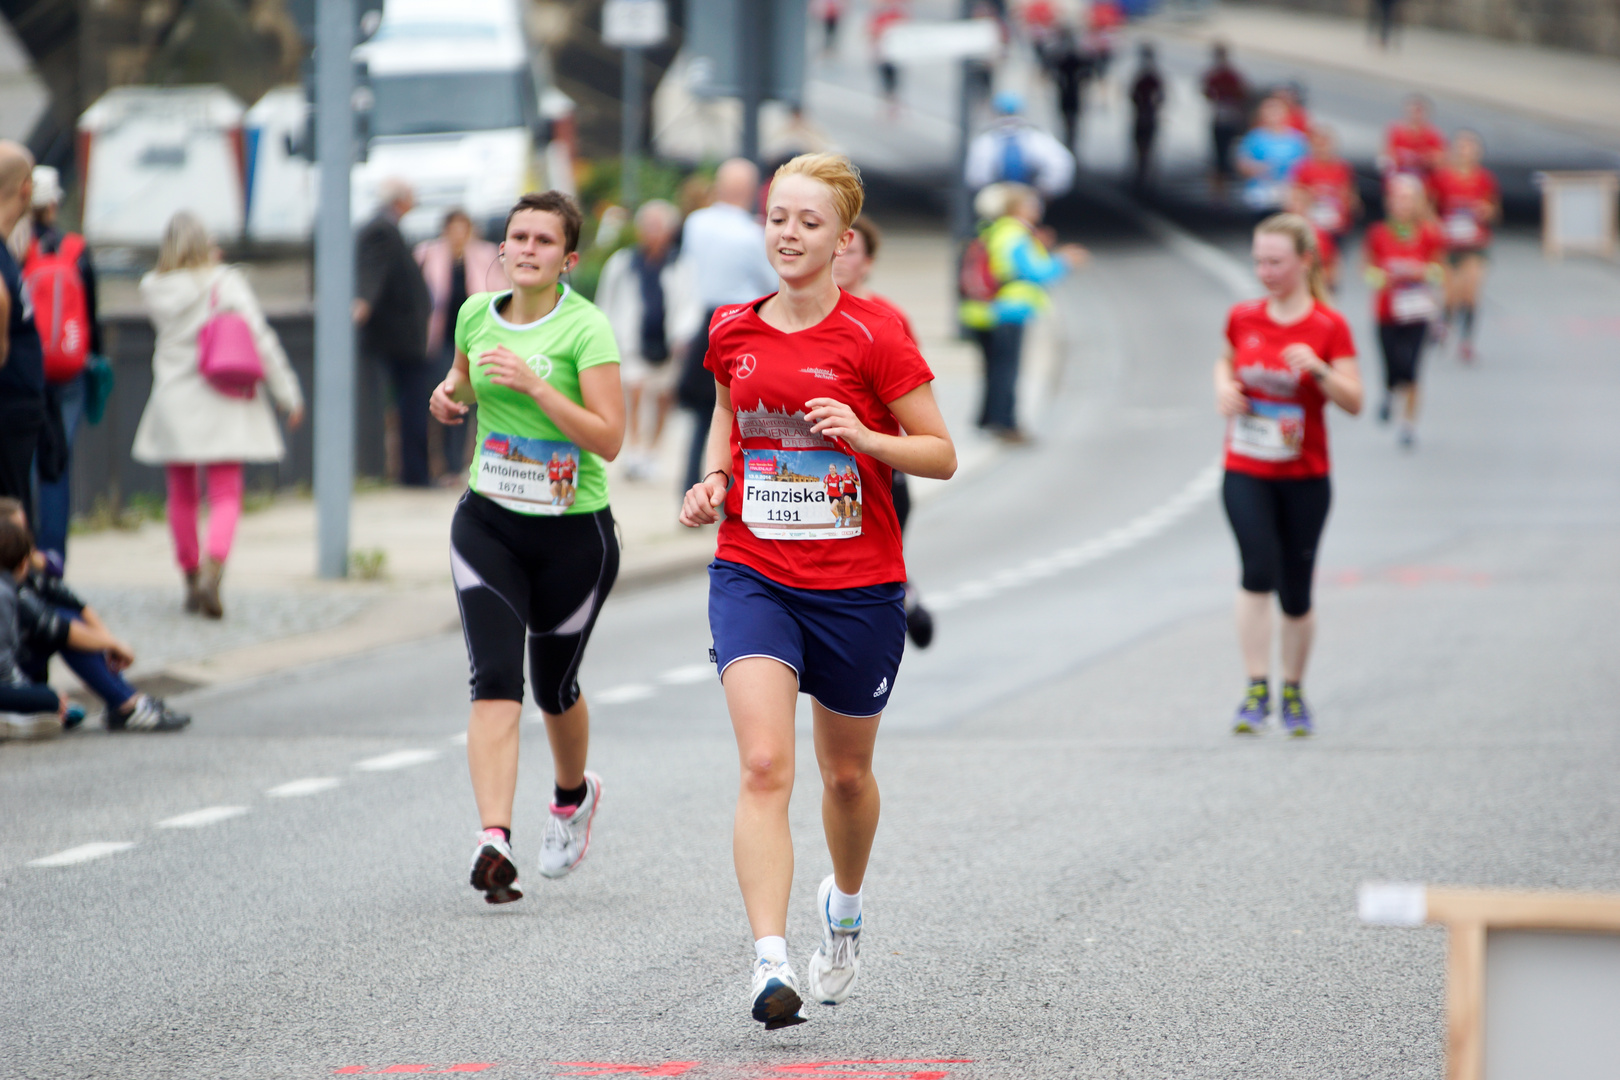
[183,569,202,614]
[198,558,225,619]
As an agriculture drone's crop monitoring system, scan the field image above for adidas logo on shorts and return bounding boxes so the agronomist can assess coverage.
[873,677,889,698]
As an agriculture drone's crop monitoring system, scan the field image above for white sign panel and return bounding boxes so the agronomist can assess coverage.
[878,20,1000,63]
[603,0,668,48]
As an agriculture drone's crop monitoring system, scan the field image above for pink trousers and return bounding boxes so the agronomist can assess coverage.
[165,463,243,573]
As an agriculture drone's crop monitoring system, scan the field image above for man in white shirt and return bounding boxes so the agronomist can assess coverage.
[964,91,1077,199]
[675,158,778,489]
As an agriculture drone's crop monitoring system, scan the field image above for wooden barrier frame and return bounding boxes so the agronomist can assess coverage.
[1360,884,1620,1080]
[1539,170,1619,259]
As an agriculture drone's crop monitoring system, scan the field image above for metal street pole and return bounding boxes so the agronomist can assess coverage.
[314,0,356,579]
[621,45,642,207]
[738,0,765,164]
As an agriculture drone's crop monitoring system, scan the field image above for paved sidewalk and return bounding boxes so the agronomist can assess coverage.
[1149,3,1620,142]
[50,228,1061,701]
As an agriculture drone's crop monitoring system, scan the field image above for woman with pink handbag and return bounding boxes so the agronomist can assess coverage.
[132,212,303,618]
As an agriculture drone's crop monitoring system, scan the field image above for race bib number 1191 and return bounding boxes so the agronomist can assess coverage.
[741,448,861,540]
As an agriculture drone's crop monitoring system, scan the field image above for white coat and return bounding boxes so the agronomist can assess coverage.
[131,265,303,465]
[594,246,703,367]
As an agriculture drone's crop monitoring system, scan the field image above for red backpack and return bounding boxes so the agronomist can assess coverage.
[959,235,1001,303]
[24,233,91,384]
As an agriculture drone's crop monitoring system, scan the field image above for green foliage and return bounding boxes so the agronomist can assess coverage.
[570,158,714,301]
[349,548,389,581]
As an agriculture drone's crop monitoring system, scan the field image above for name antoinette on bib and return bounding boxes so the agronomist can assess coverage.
[736,405,861,540]
[477,432,581,515]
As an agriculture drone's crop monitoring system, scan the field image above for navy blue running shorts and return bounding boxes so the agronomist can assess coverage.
[708,559,906,718]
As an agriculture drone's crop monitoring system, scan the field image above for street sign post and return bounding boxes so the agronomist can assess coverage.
[603,0,667,208]
[314,0,356,579]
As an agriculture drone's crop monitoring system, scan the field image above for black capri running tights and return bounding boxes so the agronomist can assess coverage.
[1378,322,1428,390]
[1222,471,1332,618]
[450,491,619,715]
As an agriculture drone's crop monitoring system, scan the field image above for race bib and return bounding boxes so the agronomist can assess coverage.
[1228,400,1305,463]
[1391,284,1438,324]
[476,432,581,515]
[1309,200,1344,233]
[1444,211,1480,246]
[740,448,861,540]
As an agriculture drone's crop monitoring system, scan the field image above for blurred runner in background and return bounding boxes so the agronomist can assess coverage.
[1129,43,1166,189]
[1364,174,1446,449]
[1237,96,1308,219]
[1289,126,1359,288]
[1381,95,1446,184]
[1201,42,1250,198]
[833,216,936,648]
[1431,131,1499,363]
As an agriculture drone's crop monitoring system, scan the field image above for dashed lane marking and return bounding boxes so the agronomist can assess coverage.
[267,777,342,798]
[926,461,1222,613]
[447,731,469,745]
[157,806,250,829]
[657,664,714,685]
[354,749,441,772]
[593,684,657,705]
[29,842,136,867]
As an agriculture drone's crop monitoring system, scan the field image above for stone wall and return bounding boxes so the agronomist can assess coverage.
[1245,0,1620,58]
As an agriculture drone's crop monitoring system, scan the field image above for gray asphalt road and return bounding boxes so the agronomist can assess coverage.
[7,50,1620,1080]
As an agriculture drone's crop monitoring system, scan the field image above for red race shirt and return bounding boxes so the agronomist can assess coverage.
[705,290,935,589]
[1365,221,1445,324]
[1224,299,1354,481]
[1385,122,1446,176]
[1430,166,1499,249]
[1292,157,1355,234]
[864,293,917,344]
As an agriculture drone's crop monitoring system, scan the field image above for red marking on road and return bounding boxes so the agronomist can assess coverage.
[553,1066,698,1077]
[333,1071,367,1076]
[378,1068,433,1075]
[441,1067,497,1074]
[750,1062,972,1079]
[1329,566,1491,588]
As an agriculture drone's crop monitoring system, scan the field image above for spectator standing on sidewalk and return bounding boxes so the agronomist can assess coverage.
[1370,0,1403,49]
[596,199,700,482]
[959,182,1087,443]
[675,159,777,492]
[1129,44,1166,189]
[26,165,102,572]
[1201,43,1250,198]
[0,142,42,525]
[964,92,1077,199]
[133,211,304,619]
[356,178,434,488]
[416,208,505,483]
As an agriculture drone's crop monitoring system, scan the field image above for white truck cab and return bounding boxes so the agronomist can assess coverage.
[351,0,559,243]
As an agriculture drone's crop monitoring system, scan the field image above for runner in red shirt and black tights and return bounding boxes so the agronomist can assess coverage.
[1289,125,1359,290]
[1431,130,1499,362]
[1214,213,1363,737]
[1365,173,1446,447]
[1382,94,1446,183]
[680,153,956,1029]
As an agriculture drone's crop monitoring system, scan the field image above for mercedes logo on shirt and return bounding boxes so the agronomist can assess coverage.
[735,354,756,378]
[526,353,553,379]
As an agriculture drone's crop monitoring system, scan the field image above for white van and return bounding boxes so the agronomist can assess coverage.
[78,86,246,247]
[244,86,317,244]
[351,0,565,243]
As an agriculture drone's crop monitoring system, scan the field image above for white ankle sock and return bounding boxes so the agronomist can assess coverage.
[754,936,788,964]
[828,884,862,926]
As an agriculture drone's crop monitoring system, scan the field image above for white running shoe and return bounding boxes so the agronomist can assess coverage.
[806,875,862,1005]
[468,829,522,904]
[538,771,602,879]
[750,958,808,1030]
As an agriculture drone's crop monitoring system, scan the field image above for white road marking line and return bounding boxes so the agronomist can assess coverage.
[593,684,657,705]
[353,749,441,772]
[447,731,469,745]
[157,806,250,829]
[266,777,342,798]
[658,663,714,685]
[30,842,136,867]
[927,462,1221,614]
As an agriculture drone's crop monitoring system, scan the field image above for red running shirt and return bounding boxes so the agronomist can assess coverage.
[1223,299,1355,481]
[1431,166,1499,250]
[1292,157,1355,234]
[1365,221,1446,324]
[1385,122,1446,176]
[705,290,935,589]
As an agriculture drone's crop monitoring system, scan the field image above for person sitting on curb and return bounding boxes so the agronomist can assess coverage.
[1,497,190,732]
[1,504,65,732]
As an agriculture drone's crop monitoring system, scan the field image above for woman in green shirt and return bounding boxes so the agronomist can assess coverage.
[429,191,625,904]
